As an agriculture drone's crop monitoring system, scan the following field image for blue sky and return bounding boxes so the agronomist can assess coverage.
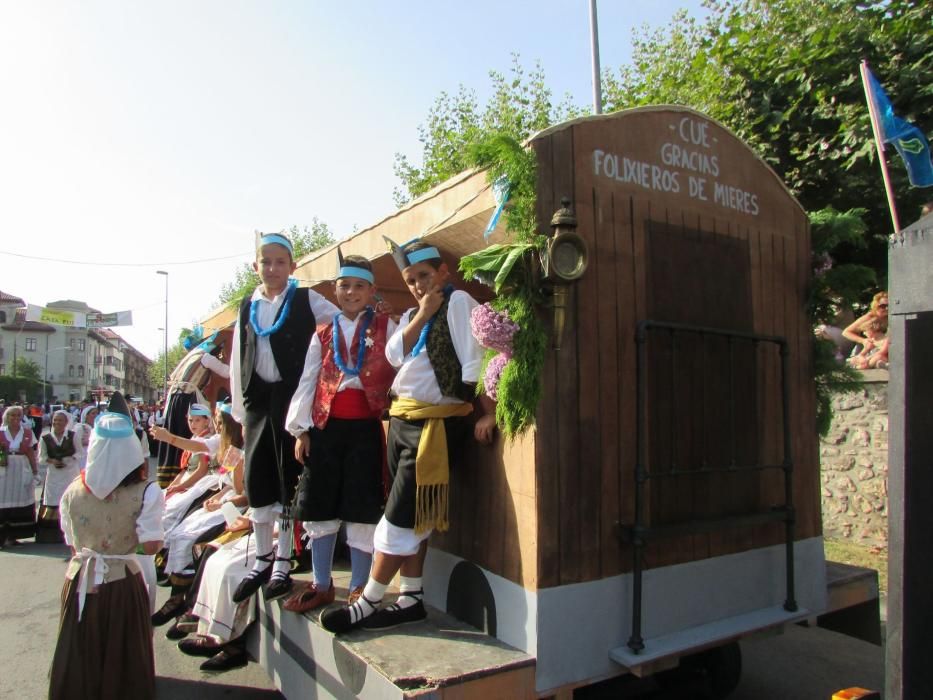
[0,1,703,358]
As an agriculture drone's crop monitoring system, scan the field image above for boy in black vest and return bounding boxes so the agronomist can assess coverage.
[228,232,337,603]
[322,238,496,634]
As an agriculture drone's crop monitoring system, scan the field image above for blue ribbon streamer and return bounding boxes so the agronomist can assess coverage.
[484,176,511,239]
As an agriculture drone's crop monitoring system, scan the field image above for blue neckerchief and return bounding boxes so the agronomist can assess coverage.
[410,284,454,358]
[249,279,298,337]
[332,307,375,377]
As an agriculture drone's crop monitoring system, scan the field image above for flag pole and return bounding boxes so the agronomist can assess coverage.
[860,60,901,233]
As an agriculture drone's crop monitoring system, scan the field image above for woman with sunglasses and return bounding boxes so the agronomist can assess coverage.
[842,291,889,361]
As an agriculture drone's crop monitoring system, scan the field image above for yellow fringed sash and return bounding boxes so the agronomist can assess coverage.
[389,398,473,533]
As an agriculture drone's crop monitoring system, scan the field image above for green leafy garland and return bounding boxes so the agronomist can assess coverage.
[807,207,877,437]
[459,134,548,438]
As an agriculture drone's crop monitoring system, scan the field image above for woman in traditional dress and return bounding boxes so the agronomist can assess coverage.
[36,409,80,543]
[0,405,39,547]
[49,402,165,700]
[72,404,100,470]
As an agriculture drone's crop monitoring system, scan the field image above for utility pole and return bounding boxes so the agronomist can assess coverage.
[589,0,603,115]
[156,270,169,402]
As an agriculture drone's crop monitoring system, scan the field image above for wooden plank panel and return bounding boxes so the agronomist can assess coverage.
[548,125,584,586]
[582,181,624,579]
[617,193,638,575]
[532,133,562,589]
[795,210,821,539]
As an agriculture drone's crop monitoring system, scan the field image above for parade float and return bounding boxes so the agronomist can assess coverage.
[200,106,879,699]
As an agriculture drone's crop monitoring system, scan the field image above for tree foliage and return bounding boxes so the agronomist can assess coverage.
[147,341,188,395]
[603,0,933,291]
[217,221,336,310]
[392,55,582,206]
[11,357,42,382]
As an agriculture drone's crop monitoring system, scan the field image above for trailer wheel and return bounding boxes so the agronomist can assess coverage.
[654,641,742,699]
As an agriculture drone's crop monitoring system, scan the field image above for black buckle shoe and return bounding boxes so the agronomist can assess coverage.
[262,563,294,602]
[151,593,187,627]
[361,599,427,631]
[232,552,273,603]
[200,647,249,672]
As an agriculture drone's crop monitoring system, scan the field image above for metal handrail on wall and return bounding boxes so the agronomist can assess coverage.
[623,320,798,654]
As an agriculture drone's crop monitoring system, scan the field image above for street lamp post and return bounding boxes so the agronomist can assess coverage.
[156,270,169,403]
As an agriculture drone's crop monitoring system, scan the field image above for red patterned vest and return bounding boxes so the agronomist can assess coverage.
[312,312,396,429]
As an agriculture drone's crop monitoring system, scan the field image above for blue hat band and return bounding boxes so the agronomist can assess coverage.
[259,234,294,256]
[189,406,212,417]
[93,413,135,439]
[218,403,233,415]
[406,247,441,265]
[337,266,374,284]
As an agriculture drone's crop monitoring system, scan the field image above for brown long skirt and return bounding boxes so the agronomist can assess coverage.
[49,572,155,700]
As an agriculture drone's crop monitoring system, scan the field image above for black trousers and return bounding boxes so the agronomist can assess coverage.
[384,415,469,529]
[292,417,385,524]
[242,376,301,509]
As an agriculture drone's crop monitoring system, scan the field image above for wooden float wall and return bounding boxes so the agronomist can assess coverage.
[531,108,820,589]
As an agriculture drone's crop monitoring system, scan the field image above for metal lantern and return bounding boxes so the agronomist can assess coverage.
[540,197,589,349]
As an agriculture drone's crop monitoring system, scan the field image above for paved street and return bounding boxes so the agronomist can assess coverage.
[0,533,884,700]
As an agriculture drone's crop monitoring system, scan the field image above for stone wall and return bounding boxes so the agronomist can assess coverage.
[820,370,888,548]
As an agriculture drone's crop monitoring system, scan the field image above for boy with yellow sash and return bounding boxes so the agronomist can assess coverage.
[322,238,495,634]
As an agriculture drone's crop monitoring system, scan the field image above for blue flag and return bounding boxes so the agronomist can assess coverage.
[866,68,933,188]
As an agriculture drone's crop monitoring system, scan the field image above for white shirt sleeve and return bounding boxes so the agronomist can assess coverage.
[37,434,50,465]
[386,309,415,368]
[229,319,245,423]
[200,353,230,378]
[60,489,75,546]
[308,289,338,325]
[191,433,222,458]
[447,291,483,383]
[285,332,324,437]
[136,483,166,543]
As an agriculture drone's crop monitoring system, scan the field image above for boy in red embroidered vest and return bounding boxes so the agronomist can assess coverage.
[322,238,496,634]
[228,231,337,604]
[283,251,397,613]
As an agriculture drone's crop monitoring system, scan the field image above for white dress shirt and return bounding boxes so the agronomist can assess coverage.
[229,286,337,423]
[385,289,483,406]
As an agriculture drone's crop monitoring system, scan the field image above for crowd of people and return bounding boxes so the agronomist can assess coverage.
[5,231,497,700]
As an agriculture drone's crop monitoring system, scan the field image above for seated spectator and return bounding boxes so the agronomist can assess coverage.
[842,290,889,363]
[847,317,889,370]
[815,295,857,361]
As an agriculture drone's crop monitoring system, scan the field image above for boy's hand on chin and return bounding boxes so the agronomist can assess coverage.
[418,284,444,318]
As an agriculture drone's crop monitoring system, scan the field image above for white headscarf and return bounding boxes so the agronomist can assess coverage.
[83,412,145,499]
[80,405,97,425]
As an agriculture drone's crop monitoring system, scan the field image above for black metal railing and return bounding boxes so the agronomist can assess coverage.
[622,320,797,654]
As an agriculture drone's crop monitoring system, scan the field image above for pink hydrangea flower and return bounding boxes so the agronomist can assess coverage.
[471,303,519,354]
[484,353,510,401]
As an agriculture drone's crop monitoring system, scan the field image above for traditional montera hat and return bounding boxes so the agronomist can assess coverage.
[383,236,442,272]
[335,246,374,283]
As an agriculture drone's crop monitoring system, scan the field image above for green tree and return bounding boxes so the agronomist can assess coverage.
[11,357,41,382]
[217,221,336,310]
[147,342,188,395]
[603,0,933,290]
[392,55,582,206]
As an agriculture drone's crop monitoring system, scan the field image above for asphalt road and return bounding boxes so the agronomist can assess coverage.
[0,535,884,700]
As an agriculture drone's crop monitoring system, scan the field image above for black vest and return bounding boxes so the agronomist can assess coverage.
[42,431,76,460]
[424,292,473,402]
[239,288,316,399]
